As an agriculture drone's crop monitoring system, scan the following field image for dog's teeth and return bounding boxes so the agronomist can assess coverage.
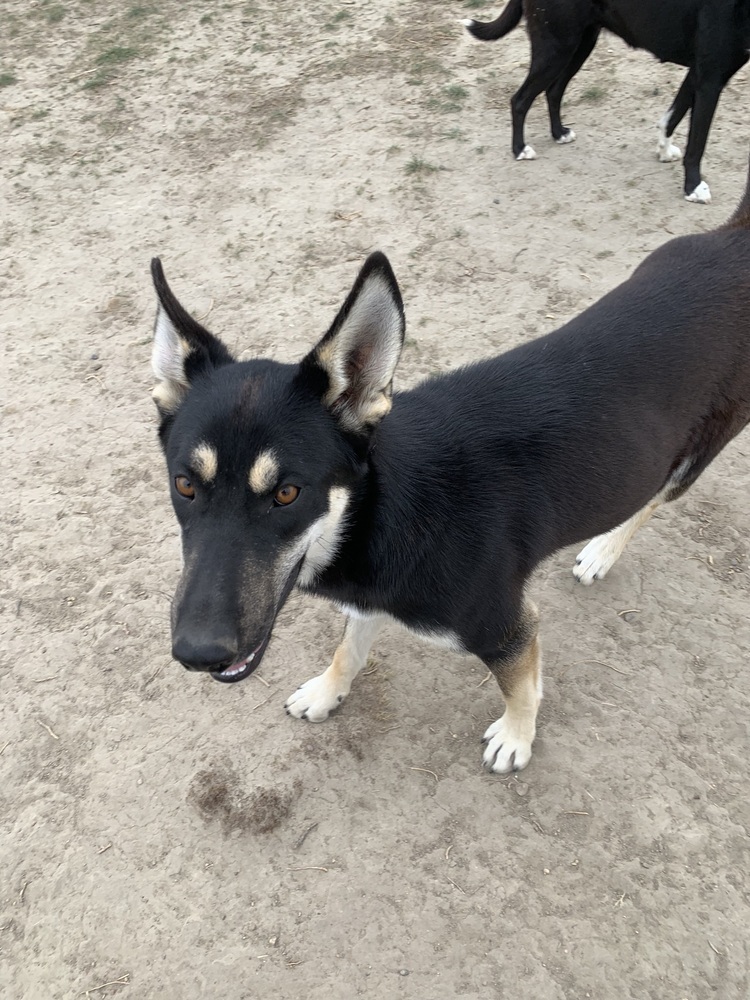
[247,652,255,662]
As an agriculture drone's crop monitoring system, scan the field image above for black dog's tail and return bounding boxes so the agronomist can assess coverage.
[462,0,523,41]
[723,153,750,231]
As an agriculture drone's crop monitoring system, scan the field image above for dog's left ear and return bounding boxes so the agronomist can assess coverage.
[150,258,234,416]
[300,252,405,433]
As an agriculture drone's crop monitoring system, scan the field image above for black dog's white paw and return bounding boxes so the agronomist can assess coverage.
[285,673,349,723]
[482,716,533,773]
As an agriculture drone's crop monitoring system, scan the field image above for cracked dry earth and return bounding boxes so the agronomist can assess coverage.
[2,2,749,998]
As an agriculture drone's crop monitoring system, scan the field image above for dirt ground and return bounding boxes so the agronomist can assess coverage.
[2,2,749,998]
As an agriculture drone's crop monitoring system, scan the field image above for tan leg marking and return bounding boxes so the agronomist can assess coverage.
[285,615,384,722]
[483,609,542,774]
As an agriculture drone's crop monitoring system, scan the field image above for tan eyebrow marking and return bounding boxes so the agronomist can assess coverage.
[190,442,218,484]
[248,449,280,494]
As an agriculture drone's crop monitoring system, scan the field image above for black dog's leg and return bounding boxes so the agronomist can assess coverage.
[511,42,581,160]
[657,69,695,163]
[657,69,695,164]
[546,26,600,144]
[681,77,728,203]
[479,602,542,773]
[286,614,385,722]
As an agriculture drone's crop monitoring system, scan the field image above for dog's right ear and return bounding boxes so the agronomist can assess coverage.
[150,258,234,417]
[298,252,405,434]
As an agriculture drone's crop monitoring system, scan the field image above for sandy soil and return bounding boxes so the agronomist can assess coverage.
[2,2,749,998]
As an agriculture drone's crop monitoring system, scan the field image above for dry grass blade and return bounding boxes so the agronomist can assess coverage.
[574,659,630,676]
[80,974,129,995]
[37,720,59,740]
[409,766,438,782]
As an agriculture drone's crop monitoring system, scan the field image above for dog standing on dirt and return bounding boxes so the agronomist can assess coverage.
[150,170,750,774]
[463,0,750,203]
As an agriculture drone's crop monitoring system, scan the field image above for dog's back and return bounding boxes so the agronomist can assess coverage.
[464,0,750,201]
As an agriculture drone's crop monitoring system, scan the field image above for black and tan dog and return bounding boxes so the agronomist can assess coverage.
[463,0,750,203]
[150,170,750,774]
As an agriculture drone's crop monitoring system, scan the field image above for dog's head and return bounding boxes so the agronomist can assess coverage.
[150,253,405,682]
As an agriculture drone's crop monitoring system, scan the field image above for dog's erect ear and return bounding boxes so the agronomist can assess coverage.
[300,252,405,433]
[150,258,234,416]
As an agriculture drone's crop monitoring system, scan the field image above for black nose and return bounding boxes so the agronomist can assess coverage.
[171,634,239,671]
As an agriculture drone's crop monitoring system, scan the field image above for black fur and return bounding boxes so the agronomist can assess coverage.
[150,173,750,765]
[464,0,750,200]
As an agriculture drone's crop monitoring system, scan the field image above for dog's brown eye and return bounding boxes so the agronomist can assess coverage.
[175,475,195,499]
[274,484,300,506]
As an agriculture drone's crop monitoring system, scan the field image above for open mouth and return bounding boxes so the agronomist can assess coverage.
[210,632,271,684]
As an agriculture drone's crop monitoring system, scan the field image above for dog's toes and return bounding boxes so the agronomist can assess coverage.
[573,534,623,585]
[685,181,711,204]
[515,145,537,161]
[285,672,350,723]
[658,141,682,162]
[555,128,576,145]
[481,716,533,774]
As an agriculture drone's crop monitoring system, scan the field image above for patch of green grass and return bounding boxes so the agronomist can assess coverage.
[580,85,607,102]
[429,83,469,114]
[82,45,140,90]
[324,9,352,31]
[463,0,491,8]
[43,4,66,24]
[405,155,441,176]
[96,45,140,67]
[406,56,449,86]
[222,236,248,260]
[444,84,468,100]
[0,73,17,87]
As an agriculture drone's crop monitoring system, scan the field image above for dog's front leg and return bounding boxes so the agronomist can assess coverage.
[285,614,384,722]
[481,602,543,774]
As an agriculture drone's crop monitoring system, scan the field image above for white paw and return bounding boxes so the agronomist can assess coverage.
[516,145,537,161]
[556,129,576,145]
[658,141,681,162]
[685,181,711,204]
[482,715,533,773]
[573,534,623,585]
[285,673,349,723]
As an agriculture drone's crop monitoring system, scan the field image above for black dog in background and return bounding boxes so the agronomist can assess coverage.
[464,0,750,203]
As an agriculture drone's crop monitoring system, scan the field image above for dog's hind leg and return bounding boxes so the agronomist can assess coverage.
[481,602,542,774]
[657,70,694,164]
[285,614,384,722]
[545,26,600,145]
[572,458,699,584]
[510,42,582,160]
[573,497,663,585]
